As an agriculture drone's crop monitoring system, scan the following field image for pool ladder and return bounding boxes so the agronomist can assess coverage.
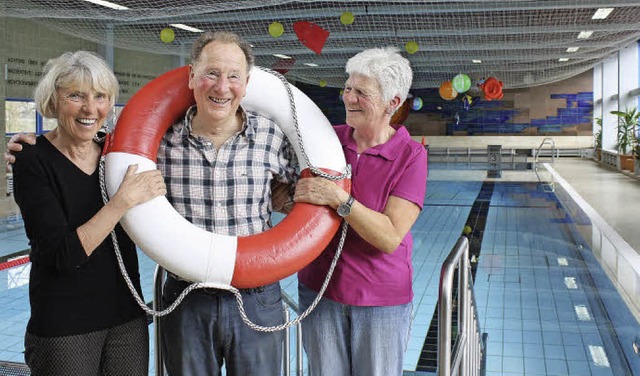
[534,138,557,192]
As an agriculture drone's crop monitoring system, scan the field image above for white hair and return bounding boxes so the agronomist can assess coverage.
[345,47,413,104]
[34,51,118,118]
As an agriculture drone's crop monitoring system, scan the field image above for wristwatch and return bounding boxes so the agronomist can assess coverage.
[336,195,355,217]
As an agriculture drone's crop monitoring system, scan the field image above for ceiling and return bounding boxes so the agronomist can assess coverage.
[6,1,640,89]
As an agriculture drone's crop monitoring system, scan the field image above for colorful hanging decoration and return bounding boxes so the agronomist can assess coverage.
[269,22,285,38]
[480,77,504,100]
[271,57,296,75]
[439,81,458,101]
[462,94,480,110]
[452,73,471,93]
[293,21,330,54]
[405,41,419,54]
[160,28,175,43]
[412,97,423,111]
[340,11,355,25]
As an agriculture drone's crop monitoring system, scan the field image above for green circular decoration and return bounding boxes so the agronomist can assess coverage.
[269,22,284,38]
[160,28,175,43]
[340,11,355,25]
[452,73,471,93]
[405,41,419,54]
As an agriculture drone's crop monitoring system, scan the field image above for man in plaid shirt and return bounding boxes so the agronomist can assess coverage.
[158,31,297,376]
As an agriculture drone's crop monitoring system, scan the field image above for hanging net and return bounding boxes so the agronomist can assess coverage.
[5,1,640,89]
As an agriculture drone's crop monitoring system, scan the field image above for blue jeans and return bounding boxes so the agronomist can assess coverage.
[161,276,285,376]
[298,283,413,376]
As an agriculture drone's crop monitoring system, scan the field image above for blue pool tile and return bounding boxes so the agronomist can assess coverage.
[544,344,566,360]
[545,358,569,375]
[542,331,563,345]
[564,345,587,361]
[503,356,525,373]
[486,355,503,372]
[503,343,524,358]
[589,364,614,376]
[524,342,545,359]
[524,356,548,374]
[567,360,591,375]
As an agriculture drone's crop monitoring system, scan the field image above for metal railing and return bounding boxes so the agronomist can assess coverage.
[438,236,485,376]
[533,137,558,163]
[533,138,557,192]
[152,265,304,376]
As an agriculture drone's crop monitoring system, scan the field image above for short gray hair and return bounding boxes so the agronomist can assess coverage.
[190,31,254,73]
[34,51,118,119]
[345,47,413,105]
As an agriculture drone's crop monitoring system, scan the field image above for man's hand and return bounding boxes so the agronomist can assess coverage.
[5,133,36,168]
[271,180,295,214]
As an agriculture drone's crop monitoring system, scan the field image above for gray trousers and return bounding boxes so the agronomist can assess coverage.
[24,316,149,376]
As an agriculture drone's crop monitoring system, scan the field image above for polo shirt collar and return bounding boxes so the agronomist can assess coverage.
[341,124,410,161]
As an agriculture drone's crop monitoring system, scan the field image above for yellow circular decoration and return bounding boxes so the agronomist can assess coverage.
[319,79,327,87]
[160,28,175,44]
[340,11,355,25]
[405,41,419,54]
[463,225,472,235]
[269,22,284,38]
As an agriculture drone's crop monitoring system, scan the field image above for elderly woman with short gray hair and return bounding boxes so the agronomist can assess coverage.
[295,47,428,376]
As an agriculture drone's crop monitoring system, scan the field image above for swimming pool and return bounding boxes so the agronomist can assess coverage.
[415,163,640,375]
[0,161,639,375]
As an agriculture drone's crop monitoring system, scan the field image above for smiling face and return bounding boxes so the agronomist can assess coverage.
[189,40,249,127]
[342,73,389,130]
[54,86,110,143]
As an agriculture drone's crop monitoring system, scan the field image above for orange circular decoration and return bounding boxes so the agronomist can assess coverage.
[439,81,458,101]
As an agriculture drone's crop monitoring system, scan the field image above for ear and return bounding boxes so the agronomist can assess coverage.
[188,65,196,90]
[387,95,402,114]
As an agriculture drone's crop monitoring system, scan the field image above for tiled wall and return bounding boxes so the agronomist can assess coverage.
[294,70,594,138]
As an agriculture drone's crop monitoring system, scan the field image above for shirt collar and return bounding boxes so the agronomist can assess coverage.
[181,104,252,140]
[340,124,410,161]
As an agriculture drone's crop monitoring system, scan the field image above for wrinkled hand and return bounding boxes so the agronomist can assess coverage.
[113,164,167,210]
[272,180,294,213]
[293,177,348,209]
[4,133,36,168]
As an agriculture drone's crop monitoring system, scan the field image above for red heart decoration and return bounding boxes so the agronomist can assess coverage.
[293,21,330,55]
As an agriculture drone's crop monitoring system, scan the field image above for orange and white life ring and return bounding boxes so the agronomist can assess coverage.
[104,66,349,289]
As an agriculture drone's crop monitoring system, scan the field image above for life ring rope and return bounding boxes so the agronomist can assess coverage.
[255,67,351,182]
[101,67,350,332]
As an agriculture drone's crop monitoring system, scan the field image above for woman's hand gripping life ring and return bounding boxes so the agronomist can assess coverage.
[104,66,349,289]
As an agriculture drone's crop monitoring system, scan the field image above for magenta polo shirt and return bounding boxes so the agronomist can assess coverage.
[298,124,428,306]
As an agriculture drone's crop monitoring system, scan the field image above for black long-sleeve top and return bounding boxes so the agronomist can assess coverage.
[13,135,144,337]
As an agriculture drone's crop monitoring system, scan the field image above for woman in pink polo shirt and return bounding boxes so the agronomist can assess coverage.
[294,47,428,376]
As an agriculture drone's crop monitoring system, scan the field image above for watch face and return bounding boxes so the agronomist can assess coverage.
[337,203,351,217]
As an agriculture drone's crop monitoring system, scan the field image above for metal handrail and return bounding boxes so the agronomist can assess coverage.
[438,237,485,376]
[534,137,558,163]
[152,265,304,376]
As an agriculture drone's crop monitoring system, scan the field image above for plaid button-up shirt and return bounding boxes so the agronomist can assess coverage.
[157,105,297,236]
